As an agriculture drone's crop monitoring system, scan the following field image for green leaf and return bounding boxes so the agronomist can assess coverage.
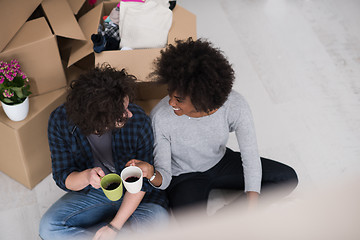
[2,98,13,104]
[15,89,24,98]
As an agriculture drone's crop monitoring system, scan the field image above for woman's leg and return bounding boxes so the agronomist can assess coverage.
[210,148,298,197]
[166,148,298,216]
[260,157,298,197]
[39,188,119,240]
[166,172,211,213]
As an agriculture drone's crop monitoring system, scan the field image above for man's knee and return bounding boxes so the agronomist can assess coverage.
[126,204,169,232]
[39,211,56,240]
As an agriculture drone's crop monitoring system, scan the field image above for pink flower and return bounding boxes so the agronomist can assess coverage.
[3,89,14,98]
[0,76,4,84]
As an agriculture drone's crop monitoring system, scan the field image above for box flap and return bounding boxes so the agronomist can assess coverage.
[3,18,52,51]
[67,0,86,15]
[42,0,86,40]
[0,0,43,52]
[96,48,162,81]
[168,5,197,44]
[68,3,103,67]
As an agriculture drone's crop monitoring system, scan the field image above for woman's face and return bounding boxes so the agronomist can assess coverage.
[168,91,204,118]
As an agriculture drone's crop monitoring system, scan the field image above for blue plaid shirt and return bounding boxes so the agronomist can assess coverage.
[48,103,168,209]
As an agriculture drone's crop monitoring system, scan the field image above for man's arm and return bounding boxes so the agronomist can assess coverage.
[65,167,105,191]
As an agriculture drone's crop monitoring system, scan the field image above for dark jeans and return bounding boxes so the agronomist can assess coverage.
[166,148,298,213]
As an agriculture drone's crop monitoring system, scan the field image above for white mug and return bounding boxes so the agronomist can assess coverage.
[120,166,143,193]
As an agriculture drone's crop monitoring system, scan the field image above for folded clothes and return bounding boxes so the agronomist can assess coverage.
[91,33,120,53]
[119,0,172,49]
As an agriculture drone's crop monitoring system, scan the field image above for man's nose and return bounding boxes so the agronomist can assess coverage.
[127,109,133,118]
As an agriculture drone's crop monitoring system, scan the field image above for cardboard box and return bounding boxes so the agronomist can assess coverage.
[41,0,86,40]
[0,88,67,189]
[68,2,197,82]
[0,0,88,96]
[134,82,168,115]
[66,2,196,114]
[0,17,67,97]
[0,1,196,189]
[0,0,43,52]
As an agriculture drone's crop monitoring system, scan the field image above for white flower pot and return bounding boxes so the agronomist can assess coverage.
[1,97,29,122]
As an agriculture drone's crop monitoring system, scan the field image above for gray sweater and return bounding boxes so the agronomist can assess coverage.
[150,90,262,193]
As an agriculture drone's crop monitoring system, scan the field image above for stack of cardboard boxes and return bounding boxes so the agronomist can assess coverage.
[0,0,196,189]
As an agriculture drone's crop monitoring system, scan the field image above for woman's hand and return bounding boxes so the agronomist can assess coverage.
[246,191,259,210]
[92,224,118,240]
[125,159,154,179]
[87,167,105,189]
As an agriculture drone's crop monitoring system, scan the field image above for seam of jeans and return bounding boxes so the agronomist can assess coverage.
[61,202,115,225]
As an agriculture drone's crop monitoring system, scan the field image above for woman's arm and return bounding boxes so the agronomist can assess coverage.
[126,159,163,187]
[232,94,262,194]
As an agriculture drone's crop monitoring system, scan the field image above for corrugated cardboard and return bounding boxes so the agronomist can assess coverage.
[68,2,197,82]
[67,0,86,15]
[0,0,43,52]
[134,82,168,115]
[0,88,67,189]
[41,0,86,40]
[0,18,67,96]
[96,4,196,81]
[68,3,104,67]
[0,2,195,189]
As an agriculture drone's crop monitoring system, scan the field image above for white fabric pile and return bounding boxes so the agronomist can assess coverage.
[118,0,173,49]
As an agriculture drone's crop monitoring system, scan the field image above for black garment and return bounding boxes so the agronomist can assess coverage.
[166,148,298,213]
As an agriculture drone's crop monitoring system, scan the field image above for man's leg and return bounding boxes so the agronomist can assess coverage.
[123,203,169,233]
[39,188,119,240]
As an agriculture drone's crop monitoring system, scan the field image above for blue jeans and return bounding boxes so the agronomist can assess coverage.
[39,188,169,240]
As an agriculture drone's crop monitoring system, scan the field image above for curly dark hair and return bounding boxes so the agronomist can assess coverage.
[65,63,136,135]
[151,38,234,112]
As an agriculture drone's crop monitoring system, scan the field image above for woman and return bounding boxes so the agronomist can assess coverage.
[127,38,298,215]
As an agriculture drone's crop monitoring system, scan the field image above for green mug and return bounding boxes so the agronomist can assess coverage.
[100,173,123,201]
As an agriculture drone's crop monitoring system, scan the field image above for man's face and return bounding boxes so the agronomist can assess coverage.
[115,96,132,128]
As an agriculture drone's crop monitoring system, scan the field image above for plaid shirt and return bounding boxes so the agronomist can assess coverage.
[48,103,168,209]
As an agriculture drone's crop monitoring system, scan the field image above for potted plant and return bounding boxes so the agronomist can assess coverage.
[0,59,32,121]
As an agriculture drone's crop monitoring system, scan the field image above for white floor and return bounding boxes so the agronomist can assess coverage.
[1,0,360,239]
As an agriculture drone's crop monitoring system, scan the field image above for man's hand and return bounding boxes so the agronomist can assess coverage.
[92,224,118,240]
[87,167,105,189]
[125,159,154,179]
[65,167,105,191]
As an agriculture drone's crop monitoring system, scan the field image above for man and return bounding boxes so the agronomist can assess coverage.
[39,64,168,240]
